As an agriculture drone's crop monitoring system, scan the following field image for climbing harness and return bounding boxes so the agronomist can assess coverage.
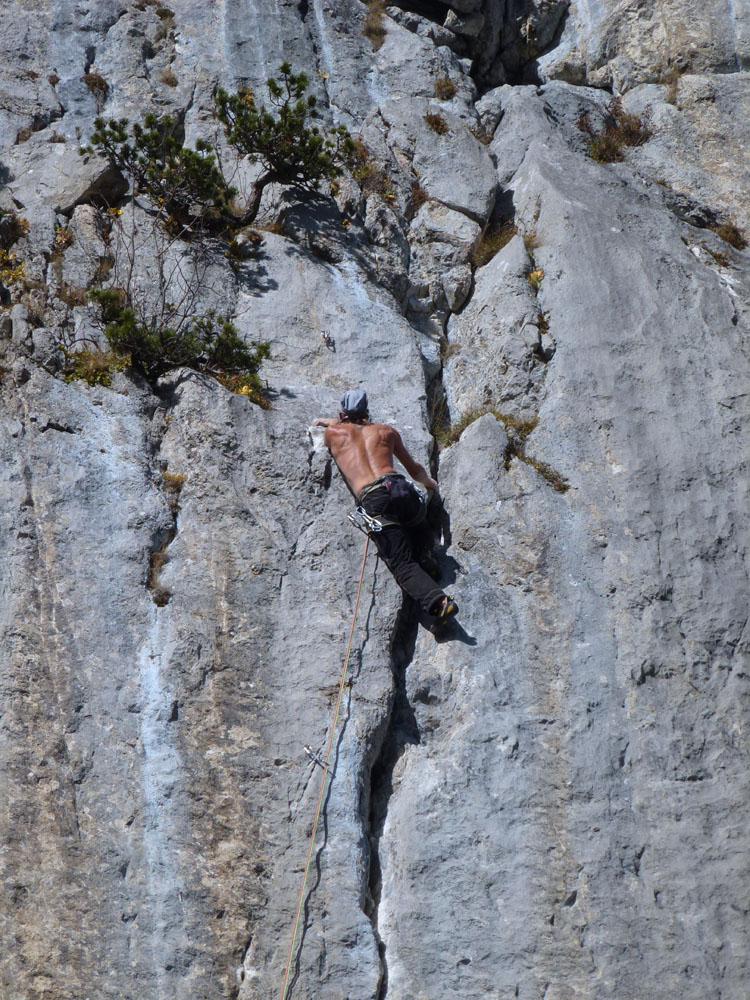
[279,534,371,1000]
[348,476,427,535]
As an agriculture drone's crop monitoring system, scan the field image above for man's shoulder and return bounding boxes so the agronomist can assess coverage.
[366,422,398,436]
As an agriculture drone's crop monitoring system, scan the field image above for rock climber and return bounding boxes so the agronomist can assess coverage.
[313,389,459,627]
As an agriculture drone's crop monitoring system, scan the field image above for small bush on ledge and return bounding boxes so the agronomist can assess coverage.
[215,63,355,223]
[84,115,234,233]
[424,111,449,135]
[363,0,387,50]
[89,288,270,397]
[62,347,129,387]
[576,97,652,163]
[434,77,457,100]
[710,221,747,250]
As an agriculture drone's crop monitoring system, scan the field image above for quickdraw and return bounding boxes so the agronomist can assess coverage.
[347,506,397,534]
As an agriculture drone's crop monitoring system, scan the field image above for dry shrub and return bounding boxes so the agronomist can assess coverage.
[577,97,652,163]
[710,222,747,250]
[470,220,517,269]
[411,183,429,212]
[0,211,30,246]
[83,72,109,110]
[82,72,108,97]
[63,348,128,387]
[363,0,387,50]
[424,112,448,135]
[349,138,394,199]
[470,124,493,145]
[59,284,88,307]
[162,472,187,514]
[434,77,457,100]
[54,225,74,251]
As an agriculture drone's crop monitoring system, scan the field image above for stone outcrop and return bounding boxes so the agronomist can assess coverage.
[2,2,750,1000]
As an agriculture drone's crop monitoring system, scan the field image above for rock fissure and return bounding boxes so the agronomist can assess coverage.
[365,600,421,1000]
[144,407,185,608]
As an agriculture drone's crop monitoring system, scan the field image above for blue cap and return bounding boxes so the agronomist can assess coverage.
[340,389,369,418]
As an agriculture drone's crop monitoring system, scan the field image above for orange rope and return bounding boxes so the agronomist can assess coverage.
[279,534,371,1000]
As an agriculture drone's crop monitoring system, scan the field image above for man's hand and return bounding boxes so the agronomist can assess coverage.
[424,476,439,495]
[313,417,336,427]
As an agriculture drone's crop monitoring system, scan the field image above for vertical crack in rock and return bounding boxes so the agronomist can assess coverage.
[146,523,177,607]
[366,600,421,999]
[145,414,186,608]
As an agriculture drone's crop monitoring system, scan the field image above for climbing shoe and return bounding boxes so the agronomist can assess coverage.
[432,596,459,628]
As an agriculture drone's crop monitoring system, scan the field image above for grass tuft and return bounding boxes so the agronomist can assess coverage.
[410,183,429,212]
[435,407,570,492]
[162,471,187,514]
[215,371,270,407]
[62,348,129,387]
[710,221,746,250]
[349,138,395,200]
[470,220,517,269]
[577,97,652,163]
[424,112,449,135]
[434,77,457,100]
[363,0,387,50]
[527,267,544,291]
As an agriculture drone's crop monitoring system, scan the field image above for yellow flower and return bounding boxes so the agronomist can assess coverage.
[527,267,545,290]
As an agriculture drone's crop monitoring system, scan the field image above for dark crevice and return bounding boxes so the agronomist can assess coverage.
[389,0,451,25]
[146,523,176,606]
[366,598,421,1000]
[298,0,309,19]
[39,420,76,434]
[145,411,184,608]
[511,1,573,87]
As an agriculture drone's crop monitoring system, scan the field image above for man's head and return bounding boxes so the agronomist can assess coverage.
[339,389,369,424]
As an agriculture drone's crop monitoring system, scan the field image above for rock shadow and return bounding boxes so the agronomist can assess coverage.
[364,595,422,997]
[233,243,278,297]
[419,496,476,645]
[278,191,382,279]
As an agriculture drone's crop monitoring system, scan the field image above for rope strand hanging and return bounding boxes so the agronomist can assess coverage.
[279,534,371,1000]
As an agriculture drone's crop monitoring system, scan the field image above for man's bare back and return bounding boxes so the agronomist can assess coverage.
[312,392,457,625]
[313,419,438,497]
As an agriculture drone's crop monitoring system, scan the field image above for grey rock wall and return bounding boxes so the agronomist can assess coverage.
[1,2,749,1000]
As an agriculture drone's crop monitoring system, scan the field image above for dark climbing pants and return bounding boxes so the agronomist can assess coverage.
[357,474,445,616]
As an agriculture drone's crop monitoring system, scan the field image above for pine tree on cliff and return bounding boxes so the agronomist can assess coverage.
[215,62,354,223]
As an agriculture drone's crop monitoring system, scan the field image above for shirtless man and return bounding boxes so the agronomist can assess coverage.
[314,389,458,626]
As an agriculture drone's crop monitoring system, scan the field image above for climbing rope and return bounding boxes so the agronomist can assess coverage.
[279,534,371,1000]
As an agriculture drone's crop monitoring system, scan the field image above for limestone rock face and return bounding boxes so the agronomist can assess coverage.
[2,2,750,1000]
[540,0,750,89]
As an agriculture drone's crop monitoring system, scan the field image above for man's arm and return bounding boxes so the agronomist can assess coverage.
[313,417,337,427]
[392,431,439,494]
